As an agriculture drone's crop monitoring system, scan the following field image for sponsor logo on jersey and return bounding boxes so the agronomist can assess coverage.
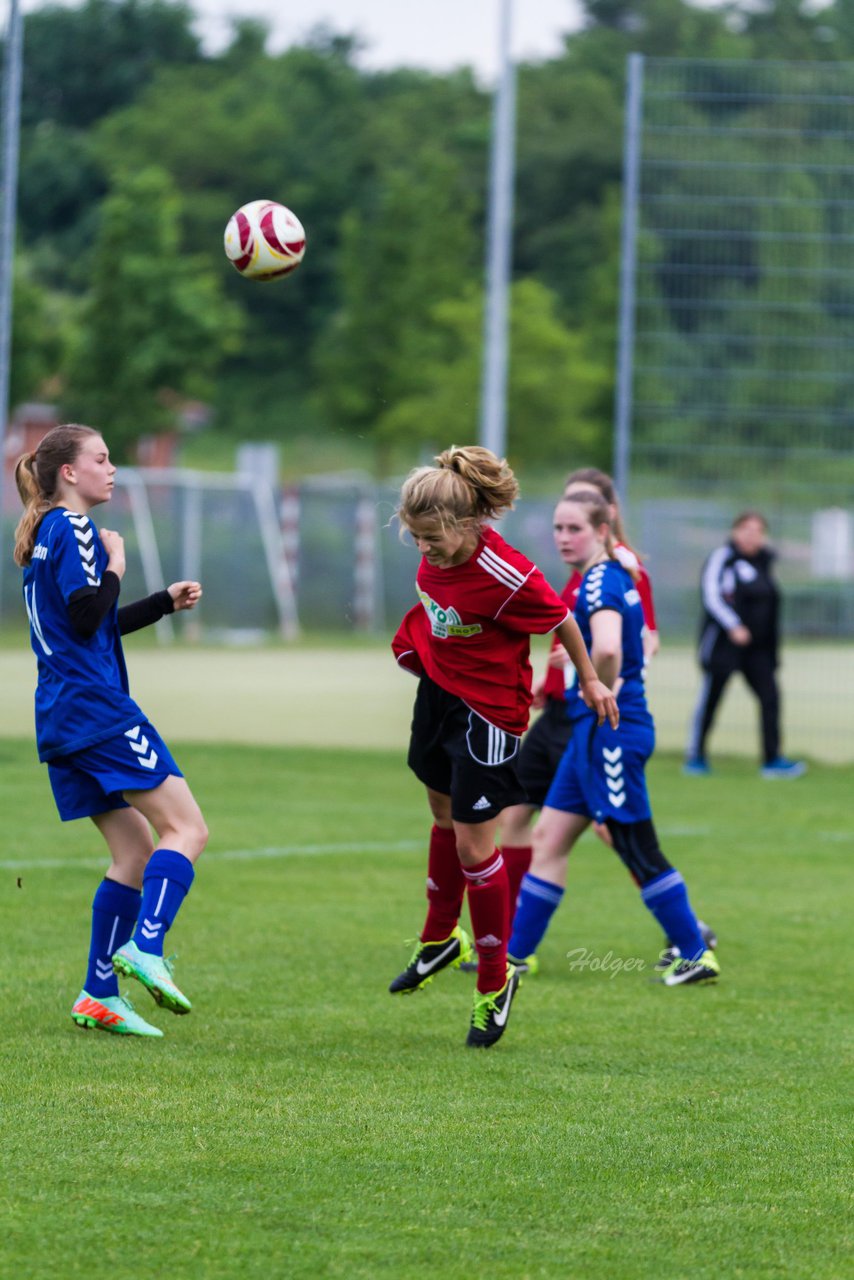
[416,587,483,639]
[625,588,641,606]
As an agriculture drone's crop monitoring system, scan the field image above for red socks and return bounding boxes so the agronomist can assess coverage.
[463,850,509,993]
[421,825,466,943]
[501,844,532,931]
[420,829,512,994]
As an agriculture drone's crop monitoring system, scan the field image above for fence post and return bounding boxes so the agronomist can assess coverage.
[353,494,378,631]
[614,51,644,505]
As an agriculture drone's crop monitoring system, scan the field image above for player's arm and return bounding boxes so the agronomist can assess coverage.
[588,608,622,690]
[119,582,202,635]
[66,527,127,641]
[554,614,619,729]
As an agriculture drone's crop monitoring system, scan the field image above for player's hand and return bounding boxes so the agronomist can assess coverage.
[168,580,203,612]
[99,528,126,579]
[579,676,619,729]
[547,644,568,670]
[592,821,613,849]
[643,629,661,661]
[729,624,751,646]
[531,676,547,710]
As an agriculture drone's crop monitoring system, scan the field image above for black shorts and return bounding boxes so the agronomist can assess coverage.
[407,675,527,824]
[516,697,573,808]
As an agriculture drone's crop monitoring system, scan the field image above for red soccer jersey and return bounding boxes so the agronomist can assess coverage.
[541,577,582,702]
[391,527,570,736]
[541,543,657,702]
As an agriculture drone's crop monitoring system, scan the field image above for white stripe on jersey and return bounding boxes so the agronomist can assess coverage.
[477,544,527,591]
[24,584,53,656]
[64,510,100,587]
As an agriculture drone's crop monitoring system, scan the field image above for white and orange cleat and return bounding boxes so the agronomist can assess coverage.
[71,990,163,1038]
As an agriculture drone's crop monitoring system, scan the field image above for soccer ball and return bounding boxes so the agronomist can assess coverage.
[223,200,306,281]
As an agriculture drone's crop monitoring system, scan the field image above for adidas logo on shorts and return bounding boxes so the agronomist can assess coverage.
[472,796,491,811]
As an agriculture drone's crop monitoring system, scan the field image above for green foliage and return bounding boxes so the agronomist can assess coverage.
[14,0,854,466]
[314,148,479,459]
[65,167,243,458]
[17,123,107,288]
[376,279,611,468]
[20,0,201,128]
[10,257,74,406]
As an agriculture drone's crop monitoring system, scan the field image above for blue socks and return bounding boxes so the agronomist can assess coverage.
[641,870,706,960]
[133,849,195,956]
[85,878,142,998]
[508,873,564,960]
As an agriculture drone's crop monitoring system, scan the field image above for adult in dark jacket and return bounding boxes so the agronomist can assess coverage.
[684,511,805,778]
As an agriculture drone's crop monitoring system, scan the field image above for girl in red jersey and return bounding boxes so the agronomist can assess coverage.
[498,467,660,938]
[388,446,618,1048]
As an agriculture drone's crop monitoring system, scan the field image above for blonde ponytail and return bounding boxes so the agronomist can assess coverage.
[398,445,519,536]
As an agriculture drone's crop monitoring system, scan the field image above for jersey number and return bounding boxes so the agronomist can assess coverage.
[24,584,53,656]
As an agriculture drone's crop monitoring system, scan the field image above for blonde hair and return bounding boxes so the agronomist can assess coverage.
[398,445,519,537]
[13,424,100,566]
[559,488,640,582]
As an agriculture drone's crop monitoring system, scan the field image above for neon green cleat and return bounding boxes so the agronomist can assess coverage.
[112,939,192,1014]
[71,989,163,1038]
[660,948,720,987]
[507,951,539,977]
[466,965,522,1048]
[389,925,473,993]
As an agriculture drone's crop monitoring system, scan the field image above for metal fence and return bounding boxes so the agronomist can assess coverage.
[614,54,854,761]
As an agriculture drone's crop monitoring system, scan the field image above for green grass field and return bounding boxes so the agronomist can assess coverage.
[0,737,850,1279]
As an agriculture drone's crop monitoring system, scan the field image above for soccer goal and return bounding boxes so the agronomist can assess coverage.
[111,467,299,642]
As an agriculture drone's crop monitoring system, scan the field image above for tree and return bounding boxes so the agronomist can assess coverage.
[314,148,480,463]
[19,0,201,129]
[66,167,243,457]
[10,257,73,407]
[375,279,611,468]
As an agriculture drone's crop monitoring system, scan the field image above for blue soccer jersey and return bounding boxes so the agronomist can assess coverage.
[22,507,144,761]
[548,557,654,823]
[566,558,648,722]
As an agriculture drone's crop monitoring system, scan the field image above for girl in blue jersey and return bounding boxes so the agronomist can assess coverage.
[508,489,720,986]
[14,423,208,1037]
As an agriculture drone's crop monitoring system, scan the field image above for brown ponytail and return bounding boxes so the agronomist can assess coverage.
[13,424,99,566]
[562,487,641,582]
[564,466,638,557]
[398,445,519,537]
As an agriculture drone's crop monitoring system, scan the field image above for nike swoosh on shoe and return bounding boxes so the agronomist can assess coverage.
[415,939,459,976]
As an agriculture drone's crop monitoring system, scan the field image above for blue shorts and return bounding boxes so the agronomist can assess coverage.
[544,713,654,824]
[47,721,182,822]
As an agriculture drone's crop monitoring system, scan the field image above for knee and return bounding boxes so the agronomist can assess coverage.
[529,823,565,877]
[172,815,208,862]
[426,790,452,826]
[188,817,209,860]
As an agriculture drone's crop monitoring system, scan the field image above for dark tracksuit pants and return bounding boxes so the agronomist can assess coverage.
[687,646,780,765]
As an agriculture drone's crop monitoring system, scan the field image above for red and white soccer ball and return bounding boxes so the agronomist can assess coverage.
[223,200,306,281]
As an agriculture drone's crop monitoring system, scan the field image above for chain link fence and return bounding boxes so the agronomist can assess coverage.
[615,55,854,762]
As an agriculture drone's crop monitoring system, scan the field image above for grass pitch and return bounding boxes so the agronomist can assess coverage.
[0,739,850,1279]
